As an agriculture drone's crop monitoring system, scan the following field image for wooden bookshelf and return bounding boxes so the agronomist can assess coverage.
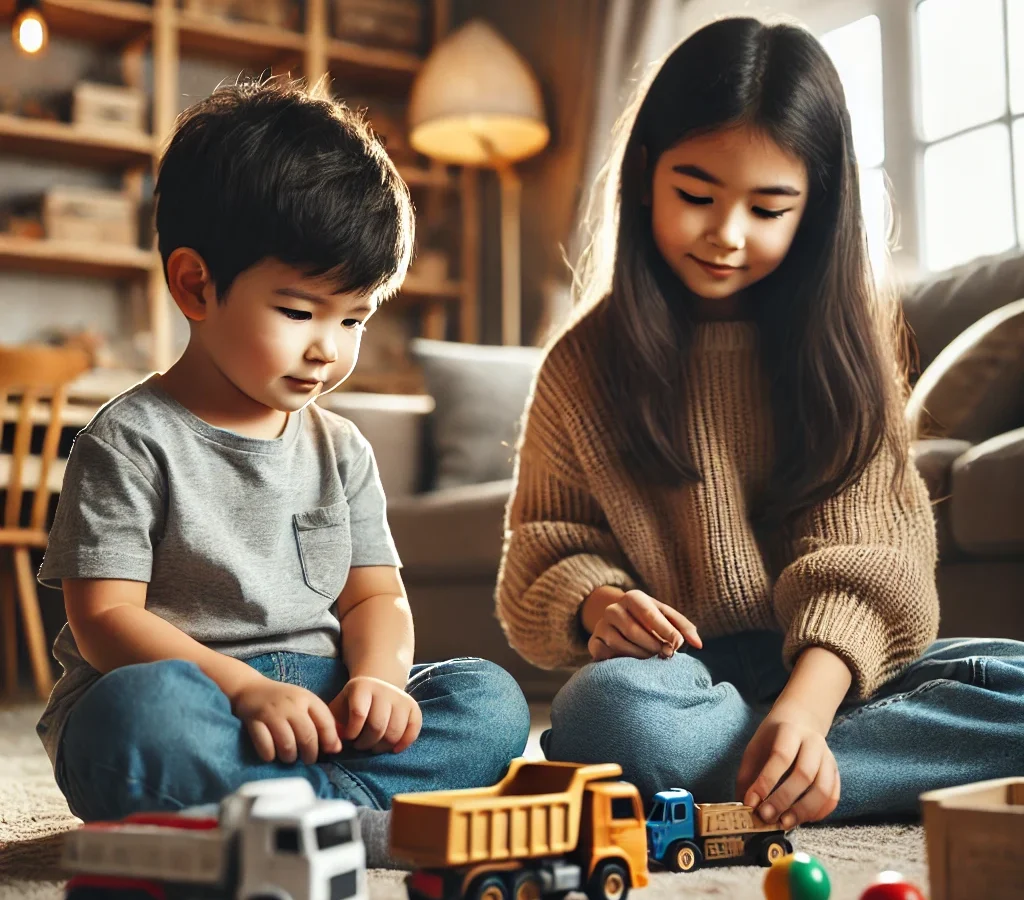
[176,11,305,66]
[0,0,480,373]
[0,114,155,168]
[0,0,153,44]
[0,235,157,280]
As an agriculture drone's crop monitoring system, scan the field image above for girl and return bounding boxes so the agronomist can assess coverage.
[496,16,1024,830]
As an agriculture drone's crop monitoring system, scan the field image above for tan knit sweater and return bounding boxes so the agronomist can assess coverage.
[496,315,939,699]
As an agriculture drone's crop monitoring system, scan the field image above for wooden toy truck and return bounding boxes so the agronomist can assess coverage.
[921,776,1024,900]
[61,778,366,900]
[645,787,792,871]
[390,760,650,900]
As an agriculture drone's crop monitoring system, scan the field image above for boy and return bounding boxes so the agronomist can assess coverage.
[36,79,529,865]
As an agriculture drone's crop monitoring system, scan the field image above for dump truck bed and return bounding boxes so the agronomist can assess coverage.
[390,760,622,870]
[694,803,777,837]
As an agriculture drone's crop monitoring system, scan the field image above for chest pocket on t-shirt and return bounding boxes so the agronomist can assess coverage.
[293,500,353,600]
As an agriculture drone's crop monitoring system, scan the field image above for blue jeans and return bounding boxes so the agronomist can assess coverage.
[57,654,530,821]
[542,632,1024,819]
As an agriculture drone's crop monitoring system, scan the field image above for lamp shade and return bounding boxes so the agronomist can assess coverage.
[408,20,549,167]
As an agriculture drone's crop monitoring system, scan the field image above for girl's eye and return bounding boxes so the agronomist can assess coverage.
[675,187,713,205]
[753,207,789,219]
[277,307,311,321]
[342,319,365,329]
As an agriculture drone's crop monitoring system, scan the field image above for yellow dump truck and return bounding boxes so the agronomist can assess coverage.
[390,760,650,900]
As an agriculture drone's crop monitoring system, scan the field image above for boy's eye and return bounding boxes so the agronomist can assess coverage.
[675,187,712,205]
[277,307,312,321]
[342,319,365,329]
[753,207,789,219]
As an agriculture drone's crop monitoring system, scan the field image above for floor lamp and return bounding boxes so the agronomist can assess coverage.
[408,20,549,346]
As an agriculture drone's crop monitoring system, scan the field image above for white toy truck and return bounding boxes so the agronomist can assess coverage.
[61,778,367,900]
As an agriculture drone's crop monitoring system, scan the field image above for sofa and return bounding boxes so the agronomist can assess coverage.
[321,252,1024,700]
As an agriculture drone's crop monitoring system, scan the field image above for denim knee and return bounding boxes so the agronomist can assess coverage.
[60,659,229,819]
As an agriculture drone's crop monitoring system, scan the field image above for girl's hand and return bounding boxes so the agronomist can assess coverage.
[583,588,702,661]
[736,701,840,829]
[329,675,422,754]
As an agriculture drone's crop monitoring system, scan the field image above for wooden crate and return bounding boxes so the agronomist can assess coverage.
[331,0,424,51]
[43,187,138,246]
[72,82,146,134]
[921,777,1024,900]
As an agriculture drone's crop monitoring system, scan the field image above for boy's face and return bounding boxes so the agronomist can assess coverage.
[197,258,375,413]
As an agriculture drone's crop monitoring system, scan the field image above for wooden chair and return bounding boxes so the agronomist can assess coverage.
[0,345,91,699]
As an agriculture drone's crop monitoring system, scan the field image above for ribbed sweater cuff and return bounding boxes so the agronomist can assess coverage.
[781,592,893,700]
[528,554,638,669]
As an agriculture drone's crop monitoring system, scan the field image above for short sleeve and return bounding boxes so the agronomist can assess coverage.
[37,432,165,588]
[339,426,401,568]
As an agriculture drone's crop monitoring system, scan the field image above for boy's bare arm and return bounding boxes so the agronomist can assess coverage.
[335,566,414,689]
[64,578,264,702]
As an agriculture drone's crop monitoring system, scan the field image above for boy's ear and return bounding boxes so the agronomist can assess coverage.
[166,248,215,321]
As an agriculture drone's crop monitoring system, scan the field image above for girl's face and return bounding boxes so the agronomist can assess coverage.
[650,124,809,310]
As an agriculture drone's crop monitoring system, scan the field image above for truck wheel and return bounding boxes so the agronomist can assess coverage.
[469,874,509,900]
[586,860,630,900]
[510,871,542,900]
[758,837,790,867]
[667,840,703,873]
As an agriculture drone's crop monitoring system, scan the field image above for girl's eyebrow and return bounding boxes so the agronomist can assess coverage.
[671,163,802,197]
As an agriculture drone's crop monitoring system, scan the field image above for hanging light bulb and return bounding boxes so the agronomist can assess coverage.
[12,0,49,56]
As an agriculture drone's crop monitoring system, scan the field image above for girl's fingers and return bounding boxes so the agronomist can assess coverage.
[353,701,392,751]
[657,603,703,649]
[588,628,652,661]
[606,605,669,655]
[761,741,824,824]
[782,756,836,827]
[814,767,842,821]
[340,683,372,742]
[748,730,802,822]
[621,592,684,651]
[247,718,276,763]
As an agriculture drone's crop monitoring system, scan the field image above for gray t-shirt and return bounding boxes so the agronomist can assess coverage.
[36,377,400,768]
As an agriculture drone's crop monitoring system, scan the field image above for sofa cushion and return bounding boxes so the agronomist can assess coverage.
[906,298,1024,442]
[316,392,434,498]
[950,427,1024,557]
[911,438,972,561]
[902,249,1024,374]
[410,339,544,490]
[388,479,514,575]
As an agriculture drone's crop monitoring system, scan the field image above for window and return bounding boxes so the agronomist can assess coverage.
[671,803,689,823]
[317,819,354,850]
[275,827,301,854]
[917,0,1020,269]
[821,14,889,276]
[611,798,638,820]
[648,801,665,823]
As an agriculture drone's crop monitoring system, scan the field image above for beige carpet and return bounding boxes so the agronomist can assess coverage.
[0,702,930,900]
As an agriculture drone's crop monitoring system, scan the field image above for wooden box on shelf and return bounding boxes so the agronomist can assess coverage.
[180,0,234,19]
[43,187,138,246]
[180,0,298,28]
[331,0,425,51]
[72,83,146,134]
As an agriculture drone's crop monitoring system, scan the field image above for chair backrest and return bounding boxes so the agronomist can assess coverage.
[0,345,91,533]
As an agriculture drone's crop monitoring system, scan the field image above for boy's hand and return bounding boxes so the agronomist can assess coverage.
[329,676,422,754]
[231,677,342,764]
[583,588,702,661]
[736,701,841,830]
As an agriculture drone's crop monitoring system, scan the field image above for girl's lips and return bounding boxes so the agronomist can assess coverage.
[688,254,743,277]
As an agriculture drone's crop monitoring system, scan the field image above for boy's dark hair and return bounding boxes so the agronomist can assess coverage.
[575,17,910,529]
[155,77,414,303]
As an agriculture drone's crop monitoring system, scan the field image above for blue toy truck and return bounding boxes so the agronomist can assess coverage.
[645,788,793,872]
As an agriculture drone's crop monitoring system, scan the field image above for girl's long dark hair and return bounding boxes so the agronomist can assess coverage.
[573,16,911,528]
